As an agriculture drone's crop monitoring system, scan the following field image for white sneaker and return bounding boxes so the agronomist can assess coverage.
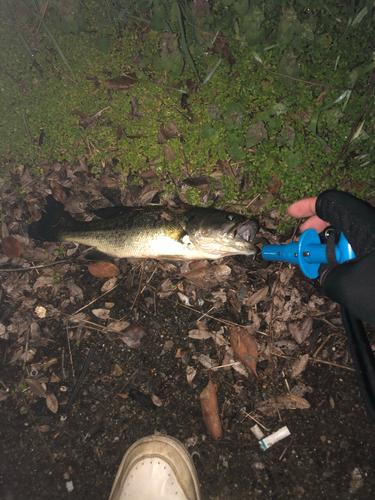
[109,435,201,500]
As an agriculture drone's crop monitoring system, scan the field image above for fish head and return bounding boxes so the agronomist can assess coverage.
[183,209,259,258]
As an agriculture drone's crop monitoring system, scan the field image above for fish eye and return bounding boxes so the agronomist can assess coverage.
[227,214,235,221]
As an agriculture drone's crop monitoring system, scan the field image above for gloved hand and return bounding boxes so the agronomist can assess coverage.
[288,190,375,324]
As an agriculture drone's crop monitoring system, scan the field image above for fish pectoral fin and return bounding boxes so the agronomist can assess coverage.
[83,250,114,262]
[178,231,192,245]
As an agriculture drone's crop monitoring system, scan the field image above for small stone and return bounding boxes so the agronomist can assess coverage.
[163,340,174,351]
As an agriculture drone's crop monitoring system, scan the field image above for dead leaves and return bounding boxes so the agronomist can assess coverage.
[291,354,310,378]
[88,262,120,278]
[183,264,231,290]
[46,392,59,413]
[25,378,59,413]
[255,393,311,417]
[230,326,259,379]
[289,316,313,344]
[2,236,22,258]
[247,286,269,307]
[118,326,146,349]
[200,379,223,441]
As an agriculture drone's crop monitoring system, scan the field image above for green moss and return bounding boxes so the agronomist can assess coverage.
[0,0,374,207]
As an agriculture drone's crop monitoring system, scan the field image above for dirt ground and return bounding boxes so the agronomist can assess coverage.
[1,166,375,500]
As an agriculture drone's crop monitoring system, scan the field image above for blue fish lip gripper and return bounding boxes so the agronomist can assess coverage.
[261,229,356,279]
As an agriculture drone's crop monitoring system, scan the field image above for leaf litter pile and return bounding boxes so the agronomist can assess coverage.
[1,164,375,499]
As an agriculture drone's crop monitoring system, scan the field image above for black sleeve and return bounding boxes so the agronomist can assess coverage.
[322,251,375,324]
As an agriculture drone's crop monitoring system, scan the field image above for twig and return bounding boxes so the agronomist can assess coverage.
[268,262,283,347]
[240,410,270,431]
[131,261,145,310]
[72,284,120,316]
[271,351,355,371]
[119,367,141,393]
[61,347,66,380]
[64,347,96,414]
[23,116,32,143]
[245,193,260,209]
[66,328,75,380]
[313,333,333,358]
[164,297,239,327]
[63,313,118,331]
[197,306,215,322]
[206,361,242,371]
[23,329,30,379]
[279,436,294,461]
[0,259,72,272]
[36,1,49,36]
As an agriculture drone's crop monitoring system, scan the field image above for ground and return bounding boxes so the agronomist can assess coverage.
[1,166,375,500]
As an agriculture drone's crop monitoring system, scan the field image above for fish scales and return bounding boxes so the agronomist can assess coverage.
[28,196,259,260]
[57,207,187,259]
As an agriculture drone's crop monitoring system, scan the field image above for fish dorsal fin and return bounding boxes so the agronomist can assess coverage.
[93,206,134,219]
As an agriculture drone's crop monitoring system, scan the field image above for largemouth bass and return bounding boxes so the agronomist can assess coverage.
[28,195,259,260]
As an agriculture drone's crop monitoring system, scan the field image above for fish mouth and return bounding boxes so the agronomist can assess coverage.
[224,220,258,243]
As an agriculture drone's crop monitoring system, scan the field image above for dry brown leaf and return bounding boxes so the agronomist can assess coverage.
[92,308,111,320]
[247,286,269,307]
[230,326,259,379]
[0,389,9,401]
[104,74,138,90]
[255,393,310,416]
[158,278,175,298]
[2,236,22,259]
[186,366,197,387]
[211,328,227,347]
[188,322,211,340]
[9,347,24,364]
[184,264,231,290]
[197,354,218,369]
[51,183,67,203]
[105,320,130,333]
[88,262,120,278]
[25,378,47,398]
[101,277,118,293]
[200,379,223,441]
[152,394,163,407]
[160,125,179,140]
[66,282,84,300]
[0,323,7,340]
[164,145,176,162]
[289,316,313,344]
[38,425,50,433]
[291,384,313,397]
[280,268,294,284]
[33,276,55,289]
[222,348,248,376]
[119,326,146,349]
[178,292,191,306]
[50,372,61,383]
[46,393,58,413]
[291,354,310,378]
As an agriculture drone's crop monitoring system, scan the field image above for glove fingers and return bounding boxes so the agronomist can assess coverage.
[316,190,375,257]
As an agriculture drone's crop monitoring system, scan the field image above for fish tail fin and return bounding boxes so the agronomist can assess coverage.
[28,195,74,242]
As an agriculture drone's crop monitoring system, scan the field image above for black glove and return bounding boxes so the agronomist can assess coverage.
[316,190,375,324]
